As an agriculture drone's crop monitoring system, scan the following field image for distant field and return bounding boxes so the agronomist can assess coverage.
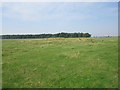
[2,37,118,88]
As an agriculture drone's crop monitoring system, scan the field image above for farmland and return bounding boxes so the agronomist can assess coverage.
[2,37,118,88]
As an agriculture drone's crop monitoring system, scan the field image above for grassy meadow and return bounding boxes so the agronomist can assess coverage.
[2,37,118,88]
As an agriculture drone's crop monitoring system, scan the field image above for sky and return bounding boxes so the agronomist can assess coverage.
[1,2,118,36]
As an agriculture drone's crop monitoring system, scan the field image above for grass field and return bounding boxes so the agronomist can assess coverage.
[2,37,118,88]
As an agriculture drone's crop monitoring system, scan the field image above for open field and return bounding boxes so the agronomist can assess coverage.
[2,37,118,88]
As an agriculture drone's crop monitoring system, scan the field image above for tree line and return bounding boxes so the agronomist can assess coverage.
[1,32,91,39]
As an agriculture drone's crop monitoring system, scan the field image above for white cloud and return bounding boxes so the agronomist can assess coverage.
[3,3,41,21]
[2,2,118,22]
[0,2,2,35]
[3,3,93,21]
[0,3,2,7]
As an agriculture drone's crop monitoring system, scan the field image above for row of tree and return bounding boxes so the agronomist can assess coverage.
[1,32,91,39]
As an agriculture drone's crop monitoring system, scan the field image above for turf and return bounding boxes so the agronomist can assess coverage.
[2,37,118,88]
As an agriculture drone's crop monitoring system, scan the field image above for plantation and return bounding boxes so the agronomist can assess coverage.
[2,37,118,88]
[1,32,91,39]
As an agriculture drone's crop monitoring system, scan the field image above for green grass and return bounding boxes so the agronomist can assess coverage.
[2,37,118,88]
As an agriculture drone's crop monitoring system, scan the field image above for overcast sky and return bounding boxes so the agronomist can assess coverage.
[1,2,118,36]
